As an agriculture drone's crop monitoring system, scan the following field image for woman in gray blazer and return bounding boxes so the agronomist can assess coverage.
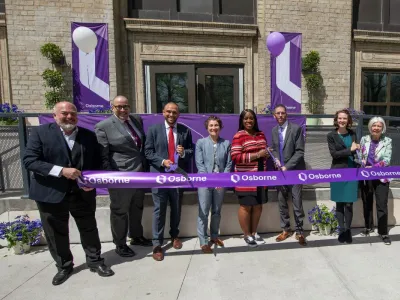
[195,116,232,253]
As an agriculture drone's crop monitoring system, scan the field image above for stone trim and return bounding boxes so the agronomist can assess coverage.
[353,29,400,110]
[127,31,256,113]
[124,18,258,37]
[354,29,400,44]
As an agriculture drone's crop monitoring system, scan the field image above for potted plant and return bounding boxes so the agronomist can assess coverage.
[308,204,338,235]
[0,215,43,254]
[0,103,22,125]
[302,51,325,125]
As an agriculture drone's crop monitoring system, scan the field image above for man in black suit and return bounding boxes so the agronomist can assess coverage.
[23,102,114,286]
[145,102,193,261]
[95,95,152,258]
[271,104,307,246]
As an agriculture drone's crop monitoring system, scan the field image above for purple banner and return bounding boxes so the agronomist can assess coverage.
[72,22,110,112]
[38,114,306,195]
[270,32,302,113]
[38,114,306,147]
[79,167,400,189]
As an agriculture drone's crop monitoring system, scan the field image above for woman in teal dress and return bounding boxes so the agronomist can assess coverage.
[327,109,360,243]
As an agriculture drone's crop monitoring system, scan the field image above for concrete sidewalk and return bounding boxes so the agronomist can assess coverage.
[2,227,400,300]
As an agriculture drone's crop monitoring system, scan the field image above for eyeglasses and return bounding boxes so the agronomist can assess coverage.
[113,105,130,111]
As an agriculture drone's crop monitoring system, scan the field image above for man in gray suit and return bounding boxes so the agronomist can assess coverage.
[271,104,307,246]
[95,95,152,258]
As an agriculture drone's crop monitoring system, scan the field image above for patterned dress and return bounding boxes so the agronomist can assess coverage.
[231,130,268,206]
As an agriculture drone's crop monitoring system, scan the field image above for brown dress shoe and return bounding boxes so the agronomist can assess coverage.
[152,246,164,261]
[201,244,213,254]
[211,238,224,247]
[295,234,307,246]
[172,238,183,249]
[275,230,293,242]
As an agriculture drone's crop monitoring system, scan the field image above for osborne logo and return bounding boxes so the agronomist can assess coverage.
[298,173,307,182]
[231,174,240,183]
[156,175,167,184]
[360,170,370,178]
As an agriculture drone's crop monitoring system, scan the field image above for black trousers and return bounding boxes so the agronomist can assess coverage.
[359,180,390,235]
[36,190,103,270]
[108,188,145,246]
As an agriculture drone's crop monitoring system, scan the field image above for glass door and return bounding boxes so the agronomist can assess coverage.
[197,67,240,113]
[147,64,196,113]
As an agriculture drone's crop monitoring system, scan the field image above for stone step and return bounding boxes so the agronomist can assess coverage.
[1,188,400,245]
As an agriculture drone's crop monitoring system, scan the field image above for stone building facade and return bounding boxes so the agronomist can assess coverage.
[0,0,399,115]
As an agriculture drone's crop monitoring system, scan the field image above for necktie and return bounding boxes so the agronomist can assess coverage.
[125,120,142,149]
[278,126,284,166]
[168,126,175,163]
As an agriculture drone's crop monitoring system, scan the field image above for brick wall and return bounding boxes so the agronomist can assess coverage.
[257,0,352,114]
[5,0,117,111]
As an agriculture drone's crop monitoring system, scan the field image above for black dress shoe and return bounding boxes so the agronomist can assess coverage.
[338,231,346,243]
[130,236,153,247]
[90,264,115,277]
[115,244,136,257]
[52,267,73,286]
[345,230,352,244]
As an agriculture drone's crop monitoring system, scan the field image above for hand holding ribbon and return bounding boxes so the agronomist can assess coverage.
[266,148,281,170]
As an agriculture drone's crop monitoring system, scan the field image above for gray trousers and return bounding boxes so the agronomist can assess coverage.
[197,188,225,246]
[108,188,145,246]
[277,184,304,233]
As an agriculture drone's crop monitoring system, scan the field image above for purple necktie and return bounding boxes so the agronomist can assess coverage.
[125,120,142,149]
[279,126,284,166]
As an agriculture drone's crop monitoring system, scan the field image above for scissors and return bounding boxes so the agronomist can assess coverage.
[165,152,194,188]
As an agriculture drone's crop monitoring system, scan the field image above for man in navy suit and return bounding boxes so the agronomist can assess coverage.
[145,102,193,261]
[23,102,114,286]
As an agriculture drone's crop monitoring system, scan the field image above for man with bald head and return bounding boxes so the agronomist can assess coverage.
[23,101,114,286]
[95,95,151,258]
[145,102,193,261]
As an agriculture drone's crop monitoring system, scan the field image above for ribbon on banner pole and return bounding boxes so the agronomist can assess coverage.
[78,167,400,189]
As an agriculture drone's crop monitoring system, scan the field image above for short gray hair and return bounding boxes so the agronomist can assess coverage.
[368,116,386,134]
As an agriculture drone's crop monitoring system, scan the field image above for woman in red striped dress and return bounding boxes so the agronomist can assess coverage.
[231,109,269,247]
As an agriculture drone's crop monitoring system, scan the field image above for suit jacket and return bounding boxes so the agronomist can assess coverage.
[271,122,305,170]
[22,123,101,203]
[327,129,357,169]
[195,136,232,174]
[95,114,147,172]
[360,134,392,183]
[145,122,193,173]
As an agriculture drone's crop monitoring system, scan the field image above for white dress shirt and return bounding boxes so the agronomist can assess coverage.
[161,120,185,166]
[48,127,79,177]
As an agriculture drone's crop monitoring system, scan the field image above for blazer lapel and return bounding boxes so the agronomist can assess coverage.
[332,131,346,148]
[375,139,386,156]
[52,123,72,164]
[160,123,168,150]
[111,115,136,148]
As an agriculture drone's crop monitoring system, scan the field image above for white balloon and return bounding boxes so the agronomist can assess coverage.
[72,27,98,54]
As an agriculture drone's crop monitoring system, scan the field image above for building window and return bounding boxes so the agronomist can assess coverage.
[0,0,4,13]
[144,64,243,114]
[362,70,400,120]
[130,0,256,24]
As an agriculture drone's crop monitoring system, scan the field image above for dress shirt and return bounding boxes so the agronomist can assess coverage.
[279,120,288,141]
[161,120,185,167]
[49,126,79,177]
[116,115,142,144]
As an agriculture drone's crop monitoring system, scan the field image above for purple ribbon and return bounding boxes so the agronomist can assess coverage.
[78,166,400,189]
[165,152,180,173]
